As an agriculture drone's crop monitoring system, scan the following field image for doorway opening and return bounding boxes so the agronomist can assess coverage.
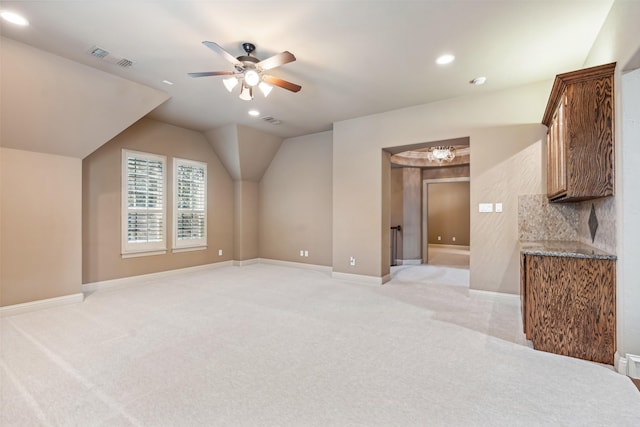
[424,181,470,267]
[386,137,470,270]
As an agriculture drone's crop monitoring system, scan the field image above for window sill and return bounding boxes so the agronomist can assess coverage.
[122,250,167,259]
[172,246,207,254]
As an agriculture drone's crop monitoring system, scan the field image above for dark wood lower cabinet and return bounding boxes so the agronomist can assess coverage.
[521,253,615,365]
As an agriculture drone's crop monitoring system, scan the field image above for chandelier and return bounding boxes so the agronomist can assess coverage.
[426,146,456,163]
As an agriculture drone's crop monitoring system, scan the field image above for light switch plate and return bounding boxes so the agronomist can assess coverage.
[479,203,493,213]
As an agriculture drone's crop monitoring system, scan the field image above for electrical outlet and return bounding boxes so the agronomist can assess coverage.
[350,256,356,266]
[304,250,309,257]
[300,250,304,257]
[438,236,441,241]
[452,237,456,242]
[218,249,223,256]
[495,203,503,213]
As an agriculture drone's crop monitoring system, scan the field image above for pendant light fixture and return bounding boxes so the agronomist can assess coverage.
[427,146,456,163]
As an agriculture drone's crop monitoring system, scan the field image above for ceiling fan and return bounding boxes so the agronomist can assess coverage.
[188,41,302,100]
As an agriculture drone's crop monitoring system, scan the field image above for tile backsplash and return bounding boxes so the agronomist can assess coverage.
[518,194,616,254]
[578,196,616,253]
[518,194,579,241]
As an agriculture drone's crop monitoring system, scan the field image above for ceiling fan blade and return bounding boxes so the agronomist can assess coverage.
[202,41,243,67]
[188,71,237,78]
[257,51,296,71]
[262,75,302,93]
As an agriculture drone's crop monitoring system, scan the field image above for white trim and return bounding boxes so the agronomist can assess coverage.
[627,354,640,379]
[122,250,167,259]
[615,352,628,375]
[402,258,422,265]
[0,293,84,317]
[258,258,332,273]
[331,271,387,286]
[172,246,207,254]
[233,259,261,267]
[121,149,167,256]
[82,261,233,294]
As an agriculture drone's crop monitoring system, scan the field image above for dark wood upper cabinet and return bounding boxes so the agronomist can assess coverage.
[542,62,615,202]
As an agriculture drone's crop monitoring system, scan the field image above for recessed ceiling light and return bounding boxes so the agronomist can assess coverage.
[470,76,487,85]
[162,80,174,85]
[436,54,455,65]
[248,109,260,117]
[1,11,29,26]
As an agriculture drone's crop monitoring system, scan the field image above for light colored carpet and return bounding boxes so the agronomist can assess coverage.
[1,263,639,426]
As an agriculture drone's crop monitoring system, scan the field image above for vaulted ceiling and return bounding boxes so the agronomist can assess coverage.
[0,0,615,140]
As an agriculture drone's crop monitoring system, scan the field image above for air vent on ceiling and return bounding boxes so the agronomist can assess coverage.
[261,116,282,125]
[87,46,134,68]
[89,47,109,58]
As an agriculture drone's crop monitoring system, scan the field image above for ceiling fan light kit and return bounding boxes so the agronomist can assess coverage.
[223,77,238,92]
[258,81,273,97]
[189,41,301,101]
[239,85,253,101]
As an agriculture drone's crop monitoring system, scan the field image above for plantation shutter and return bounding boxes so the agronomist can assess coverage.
[174,159,207,249]
[122,150,166,256]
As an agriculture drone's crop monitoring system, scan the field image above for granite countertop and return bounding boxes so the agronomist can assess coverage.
[520,240,617,260]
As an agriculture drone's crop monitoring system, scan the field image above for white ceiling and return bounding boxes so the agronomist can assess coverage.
[0,0,615,139]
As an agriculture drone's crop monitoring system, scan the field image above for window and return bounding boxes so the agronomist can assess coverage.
[173,158,207,251]
[122,150,167,257]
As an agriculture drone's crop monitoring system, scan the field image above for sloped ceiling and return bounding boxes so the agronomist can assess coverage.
[206,124,283,182]
[0,38,170,158]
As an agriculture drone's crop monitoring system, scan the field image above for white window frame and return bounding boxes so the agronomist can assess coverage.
[121,149,167,257]
[173,158,207,252]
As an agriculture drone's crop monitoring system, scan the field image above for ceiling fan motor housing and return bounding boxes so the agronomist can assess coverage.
[242,42,256,55]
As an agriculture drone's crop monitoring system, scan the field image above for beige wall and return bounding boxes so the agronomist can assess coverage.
[1,148,82,306]
[259,131,333,266]
[427,182,470,246]
[206,124,283,262]
[470,126,545,293]
[333,81,549,289]
[234,181,259,261]
[82,118,234,283]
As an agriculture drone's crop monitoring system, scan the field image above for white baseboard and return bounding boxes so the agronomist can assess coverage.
[82,261,234,294]
[258,258,332,273]
[627,354,640,379]
[615,352,628,375]
[233,258,261,267]
[0,293,84,317]
[402,259,422,265]
[332,271,387,286]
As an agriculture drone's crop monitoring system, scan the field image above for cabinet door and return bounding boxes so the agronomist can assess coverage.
[527,255,615,364]
[546,95,567,199]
